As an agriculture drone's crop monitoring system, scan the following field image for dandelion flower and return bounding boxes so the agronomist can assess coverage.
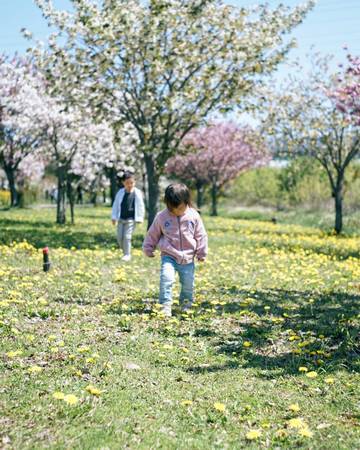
[246,430,261,440]
[6,350,23,358]
[77,346,90,353]
[213,402,226,412]
[243,341,252,348]
[63,394,79,405]
[85,385,102,396]
[275,429,288,438]
[288,403,300,412]
[52,391,65,400]
[27,365,43,374]
[324,377,334,384]
[181,400,193,406]
[298,366,308,372]
[298,427,313,438]
[288,417,307,429]
[162,344,173,350]
[306,371,318,378]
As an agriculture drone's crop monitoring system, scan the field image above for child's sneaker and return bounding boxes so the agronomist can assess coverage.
[121,254,131,262]
[161,304,172,317]
[181,301,193,313]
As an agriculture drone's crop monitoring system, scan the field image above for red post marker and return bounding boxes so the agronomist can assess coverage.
[43,247,51,272]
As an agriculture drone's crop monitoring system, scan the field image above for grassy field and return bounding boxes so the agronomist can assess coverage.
[0,206,359,449]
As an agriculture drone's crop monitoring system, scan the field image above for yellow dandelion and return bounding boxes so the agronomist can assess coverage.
[52,391,65,400]
[275,429,288,438]
[27,365,43,374]
[63,394,79,405]
[306,371,318,378]
[288,403,300,412]
[6,350,23,358]
[246,430,262,440]
[298,427,313,438]
[85,385,102,396]
[77,346,90,353]
[181,347,189,353]
[213,402,226,412]
[162,344,173,350]
[288,417,307,429]
[324,377,335,384]
[298,366,308,372]
[243,341,252,348]
[180,400,193,406]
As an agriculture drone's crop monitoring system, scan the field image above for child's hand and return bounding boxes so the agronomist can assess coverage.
[112,219,117,225]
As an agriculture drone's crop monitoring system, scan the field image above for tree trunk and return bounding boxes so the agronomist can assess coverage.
[334,175,344,234]
[109,167,118,206]
[211,182,218,216]
[196,182,205,210]
[144,153,160,228]
[76,186,83,204]
[67,179,75,225]
[142,164,148,213]
[90,191,97,206]
[56,168,66,225]
[4,165,18,207]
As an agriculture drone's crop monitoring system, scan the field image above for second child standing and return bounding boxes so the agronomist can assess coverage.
[143,183,208,317]
[111,172,145,261]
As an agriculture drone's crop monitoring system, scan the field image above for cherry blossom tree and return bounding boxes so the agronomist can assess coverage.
[104,123,139,205]
[33,0,314,226]
[37,102,114,224]
[0,55,46,206]
[334,55,360,125]
[166,122,269,215]
[260,56,360,234]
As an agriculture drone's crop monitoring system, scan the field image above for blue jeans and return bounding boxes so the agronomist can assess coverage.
[159,256,195,306]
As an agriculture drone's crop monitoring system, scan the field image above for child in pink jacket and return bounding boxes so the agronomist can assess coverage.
[143,183,208,317]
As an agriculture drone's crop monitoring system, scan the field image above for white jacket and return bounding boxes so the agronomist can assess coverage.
[111,187,145,223]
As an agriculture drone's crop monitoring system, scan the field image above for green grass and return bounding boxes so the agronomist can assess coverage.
[217,203,360,236]
[0,206,359,449]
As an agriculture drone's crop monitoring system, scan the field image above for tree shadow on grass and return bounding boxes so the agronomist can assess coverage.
[185,360,240,374]
[189,287,360,376]
[0,219,145,250]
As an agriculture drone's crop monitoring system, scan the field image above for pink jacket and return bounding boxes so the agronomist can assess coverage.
[143,207,208,264]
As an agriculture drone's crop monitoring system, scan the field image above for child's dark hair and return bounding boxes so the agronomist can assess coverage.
[123,171,135,181]
[164,183,192,209]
